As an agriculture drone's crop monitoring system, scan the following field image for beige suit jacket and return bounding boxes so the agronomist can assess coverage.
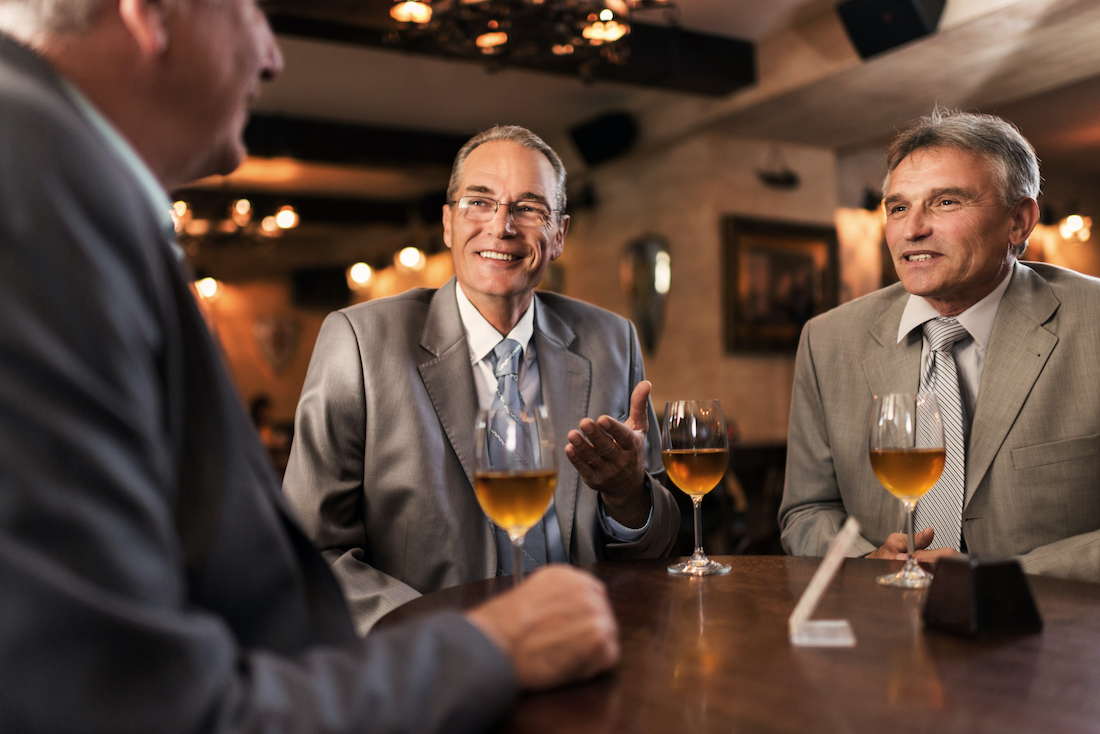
[780,262,1100,582]
[284,279,680,632]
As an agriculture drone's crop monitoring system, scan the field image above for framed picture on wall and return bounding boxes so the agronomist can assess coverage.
[722,216,839,354]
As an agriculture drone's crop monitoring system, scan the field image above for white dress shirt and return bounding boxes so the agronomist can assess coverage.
[897,263,1016,429]
[454,283,647,565]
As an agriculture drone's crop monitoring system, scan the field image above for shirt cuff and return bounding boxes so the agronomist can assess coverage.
[598,476,654,541]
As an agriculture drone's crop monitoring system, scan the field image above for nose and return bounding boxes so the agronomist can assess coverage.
[488,202,518,237]
[901,205,932,242]
[257,11,285,81]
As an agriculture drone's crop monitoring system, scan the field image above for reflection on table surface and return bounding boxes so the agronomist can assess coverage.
[376,556,1100,734]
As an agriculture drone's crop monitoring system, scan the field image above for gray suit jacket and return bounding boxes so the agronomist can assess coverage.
[0,33,515,733]
[284,279,680,632]
[780,261,1100,582]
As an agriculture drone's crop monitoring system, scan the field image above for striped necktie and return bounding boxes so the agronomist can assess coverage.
[914,317,969,551]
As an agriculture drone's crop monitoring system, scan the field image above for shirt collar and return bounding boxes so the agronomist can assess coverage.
[896,262,1016,349]
[58,78,178,249]
[455,282,537,366]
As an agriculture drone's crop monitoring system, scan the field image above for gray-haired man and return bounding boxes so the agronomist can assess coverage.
[781,108,1100,582]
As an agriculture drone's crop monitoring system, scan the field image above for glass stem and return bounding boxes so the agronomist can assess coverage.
[692,496,705,559]
[905,500,916,558]
[513,538,524,586]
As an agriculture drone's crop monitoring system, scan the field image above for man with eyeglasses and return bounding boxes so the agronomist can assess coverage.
[285,125,680,633]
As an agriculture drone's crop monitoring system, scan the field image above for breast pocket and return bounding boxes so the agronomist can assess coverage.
[1011,434,1100,470]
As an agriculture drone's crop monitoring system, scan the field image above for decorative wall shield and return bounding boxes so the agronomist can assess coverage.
[252,316,301,375]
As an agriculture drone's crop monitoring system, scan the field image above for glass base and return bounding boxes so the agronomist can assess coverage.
[876,557,932,589]
[668,551,730,577]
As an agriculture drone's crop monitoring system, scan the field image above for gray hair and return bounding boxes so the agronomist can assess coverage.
[0,0,103,39]
[447,125,567,216]
[883,107,1041,257]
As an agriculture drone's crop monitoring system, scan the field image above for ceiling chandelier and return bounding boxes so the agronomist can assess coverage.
[388,0,679,67]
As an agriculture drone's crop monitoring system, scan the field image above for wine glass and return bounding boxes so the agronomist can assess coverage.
[473,405,557,585]
[662,400,731,576]
[869,393,945,589]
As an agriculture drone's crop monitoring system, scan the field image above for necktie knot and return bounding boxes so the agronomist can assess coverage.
[492,338,523,380]
[923,317,969,353]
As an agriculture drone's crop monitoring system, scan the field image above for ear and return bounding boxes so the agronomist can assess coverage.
[117,0,171,58]
[1009,197,1040,251]
[548,214,569,261]
[442,203,454,250]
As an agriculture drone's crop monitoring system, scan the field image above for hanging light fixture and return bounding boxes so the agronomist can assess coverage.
[390,0,432,24]
[386,0,679,69]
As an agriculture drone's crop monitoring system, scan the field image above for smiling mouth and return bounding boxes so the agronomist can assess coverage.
[479,251,521,261]
[905,253,936,262]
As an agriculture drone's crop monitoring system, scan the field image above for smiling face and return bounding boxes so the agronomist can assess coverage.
[443,140,569,333]
[883,146,1035,316]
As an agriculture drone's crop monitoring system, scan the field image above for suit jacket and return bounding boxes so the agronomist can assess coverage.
[0,34,515,733]
[284,279,680,632]
[780,261,1100,582]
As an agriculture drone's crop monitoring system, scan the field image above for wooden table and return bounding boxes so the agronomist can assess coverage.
[377,556,1100,733]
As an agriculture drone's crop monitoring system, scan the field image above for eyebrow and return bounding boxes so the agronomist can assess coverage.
[883,186,974,208]
[462,185,551,206]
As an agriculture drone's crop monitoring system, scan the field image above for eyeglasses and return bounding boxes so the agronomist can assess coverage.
[451,196,558,227]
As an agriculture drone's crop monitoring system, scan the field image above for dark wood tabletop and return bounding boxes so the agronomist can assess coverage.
[376,556,1100,733]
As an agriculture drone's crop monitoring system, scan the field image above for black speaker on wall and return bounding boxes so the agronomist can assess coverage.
[837,0,946,59]
[569,112,638,167]
[291,267,350,312]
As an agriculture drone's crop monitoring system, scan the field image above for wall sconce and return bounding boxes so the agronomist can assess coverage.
[757,147,800,190]
[621,233,671,354]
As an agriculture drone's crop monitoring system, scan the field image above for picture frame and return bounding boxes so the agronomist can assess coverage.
[722,216,839,354]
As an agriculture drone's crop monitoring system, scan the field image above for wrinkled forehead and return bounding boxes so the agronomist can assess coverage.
[887,146,998,195]
[457,141,558,201]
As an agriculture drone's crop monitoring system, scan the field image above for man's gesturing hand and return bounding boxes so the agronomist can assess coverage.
[564,380,653,528]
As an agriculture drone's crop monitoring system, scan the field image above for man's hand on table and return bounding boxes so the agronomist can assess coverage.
[564,380,653,529]
[866,527,963,563]
[466,566,620,690]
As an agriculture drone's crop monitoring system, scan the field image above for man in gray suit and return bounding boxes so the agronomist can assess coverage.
[780,108,1100,582]
[285,126,680,632]
[0,1,621,731]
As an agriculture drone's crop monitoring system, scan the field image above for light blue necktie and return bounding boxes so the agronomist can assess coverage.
[915,317,969,551]
[489,338,548,573]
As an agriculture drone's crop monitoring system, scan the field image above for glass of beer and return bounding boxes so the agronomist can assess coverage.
[662,400,731,576]
[869,393,945,589]
[473,405,557,585]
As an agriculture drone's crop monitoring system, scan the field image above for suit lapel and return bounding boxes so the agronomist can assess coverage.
[862,288,922,397]
[966,265,1059,504]
[418,280,480,488]
[534,296,590,557]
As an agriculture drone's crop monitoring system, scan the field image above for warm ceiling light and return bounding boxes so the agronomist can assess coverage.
[173,201,189,217]
[261,216,279,234]
[583,20,628,43]
[599,8,613,20]
[391,0,432,23]
[230,198,252,226]
[1059,214,1092,242]
[275,205,299,230]
[397,247,426,270]
[348,263,373,288]
[476,31,508,48]
[552,43,575,55]
[196,277,219,299]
